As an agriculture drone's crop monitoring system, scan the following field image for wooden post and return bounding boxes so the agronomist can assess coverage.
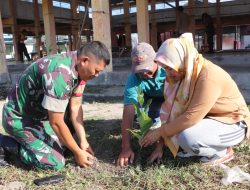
[34,0,41,58]
[42,0,57,54]
[92,0,112,71]
[150,0,157,50]
[203,0,208,13]
[71,0,80,50]
[188,0,195,40]
[216,0,222,50]
[9,0,19,61]
[136,0,150,43]
[0,11,10,84]
[123,0,131,47]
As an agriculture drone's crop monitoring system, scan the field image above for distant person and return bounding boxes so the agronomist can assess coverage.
[117,43,166,167]
[202,13,215,53]
[18,29,31,62]
[39,42,47,57]
[176,6,192,36]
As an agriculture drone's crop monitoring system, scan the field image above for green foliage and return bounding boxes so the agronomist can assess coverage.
[127,87,153,140]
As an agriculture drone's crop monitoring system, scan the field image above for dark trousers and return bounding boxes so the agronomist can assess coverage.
[147,96,164,123]
[18,43,31,62]
[207,34,214,53]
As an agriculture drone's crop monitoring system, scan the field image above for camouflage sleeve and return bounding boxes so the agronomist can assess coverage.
[41,72,71,112]
[71,80,86,98]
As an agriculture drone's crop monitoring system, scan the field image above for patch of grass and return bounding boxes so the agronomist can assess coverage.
[1,119,250,189]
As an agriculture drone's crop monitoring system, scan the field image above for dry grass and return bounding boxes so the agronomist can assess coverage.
[0,102,250,190]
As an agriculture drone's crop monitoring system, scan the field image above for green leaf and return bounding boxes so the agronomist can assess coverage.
[137,87,144,107]
[127,129,142,140]
[129,86,153,142]
[144,99,152,113]
[138,112,153,136]
[133,103,141,116]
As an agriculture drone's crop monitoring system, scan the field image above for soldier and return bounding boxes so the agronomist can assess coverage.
[0,41,110,170]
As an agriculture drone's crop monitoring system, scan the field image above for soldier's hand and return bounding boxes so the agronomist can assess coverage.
[74,150,94,167]
[117,147,134,167]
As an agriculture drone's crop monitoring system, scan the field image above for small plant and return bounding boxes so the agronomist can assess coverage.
[127,87,153,141]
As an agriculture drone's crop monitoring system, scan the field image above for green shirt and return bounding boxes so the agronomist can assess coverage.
[123,67,166,105]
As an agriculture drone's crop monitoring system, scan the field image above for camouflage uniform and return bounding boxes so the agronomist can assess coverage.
[2,51,85,170]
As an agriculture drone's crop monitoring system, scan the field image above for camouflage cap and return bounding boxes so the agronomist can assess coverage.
[131,42,156,73]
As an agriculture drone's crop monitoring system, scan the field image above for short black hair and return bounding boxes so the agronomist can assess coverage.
[77,41,110,65]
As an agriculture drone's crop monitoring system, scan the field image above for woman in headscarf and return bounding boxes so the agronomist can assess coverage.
[140,33,250,166]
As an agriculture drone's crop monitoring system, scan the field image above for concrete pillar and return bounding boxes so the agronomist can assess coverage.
[92,0,112,72]
[71,0,80,50]
[136,0,150,43]
[188,0,195,39]
[34,0,41,58]
[42,0,57,54]
[123,0,131,47]
[216,0,222,50]
[0,11,10,84]
[9,0,19,61]
[150,0,157,50]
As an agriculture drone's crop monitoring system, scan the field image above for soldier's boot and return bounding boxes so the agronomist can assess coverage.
[0,134,19,166]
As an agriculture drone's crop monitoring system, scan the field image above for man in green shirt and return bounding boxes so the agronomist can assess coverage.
[117,43,166,167]
[0,41,110,170]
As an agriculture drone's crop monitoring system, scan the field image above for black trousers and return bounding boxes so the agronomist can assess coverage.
[18,43,31,62]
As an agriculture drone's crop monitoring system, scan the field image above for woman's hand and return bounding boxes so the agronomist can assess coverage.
[147,139,164,164]
[140,128,162,147]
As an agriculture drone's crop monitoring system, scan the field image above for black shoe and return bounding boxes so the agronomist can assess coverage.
[0,134,19,157]
[0,147,9,166]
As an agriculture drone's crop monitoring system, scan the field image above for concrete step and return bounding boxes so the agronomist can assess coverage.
[84,85,124,102]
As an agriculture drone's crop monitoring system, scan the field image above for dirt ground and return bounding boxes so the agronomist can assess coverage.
[82,102,123,120]
[0,100,123,133]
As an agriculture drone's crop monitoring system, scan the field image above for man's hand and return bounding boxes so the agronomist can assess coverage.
[117,147,135,167]
[147,139,164,164]
[74,149,94,168]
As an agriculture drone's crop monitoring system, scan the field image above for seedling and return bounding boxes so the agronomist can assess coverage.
[127,87,153,141]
